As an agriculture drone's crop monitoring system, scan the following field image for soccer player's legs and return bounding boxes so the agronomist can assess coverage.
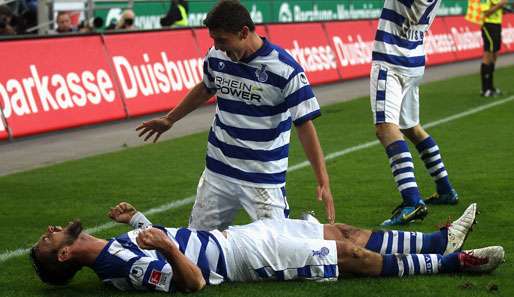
[239,185,290,221]
[400,80,458,205]
[188,173,241,231]
[481,23,502,96]
[325,203,477,256]
[370,65,426,226]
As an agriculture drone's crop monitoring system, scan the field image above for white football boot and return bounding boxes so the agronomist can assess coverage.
[459,246,505,273]
[444,203,478,255]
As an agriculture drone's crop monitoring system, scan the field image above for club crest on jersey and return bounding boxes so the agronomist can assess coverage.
[255,64,268,82]
[131,267,144,278]
[312,247,330,258]
[218,61,225,70]
[300,73,308,84]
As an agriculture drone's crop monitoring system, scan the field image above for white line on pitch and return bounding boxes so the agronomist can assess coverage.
[2,95,513,263]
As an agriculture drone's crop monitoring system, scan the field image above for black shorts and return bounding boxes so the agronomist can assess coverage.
[482,23,502,53]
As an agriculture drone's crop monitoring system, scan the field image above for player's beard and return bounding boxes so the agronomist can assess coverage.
[64,219,83,245]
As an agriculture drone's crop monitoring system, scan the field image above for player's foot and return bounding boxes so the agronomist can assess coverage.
[459,246,505,273]
[424,189,459,205]
[482,89,501,97]
[444,203,478,255]
[299,211,321,224]
[381,202,428,226]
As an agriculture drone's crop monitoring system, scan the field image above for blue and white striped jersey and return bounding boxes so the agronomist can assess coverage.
[372,0,442,76]
[202,38,321,188]
[92,227,228,292]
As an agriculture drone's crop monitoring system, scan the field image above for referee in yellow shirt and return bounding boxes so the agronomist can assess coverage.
[480,0,509,96]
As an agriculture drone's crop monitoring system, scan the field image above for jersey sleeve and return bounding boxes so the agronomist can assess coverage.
[129,256,174,292]
[283,71,321,126]
[202,49,217,93]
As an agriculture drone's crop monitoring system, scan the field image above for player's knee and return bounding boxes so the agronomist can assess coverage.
[335,224,357,240]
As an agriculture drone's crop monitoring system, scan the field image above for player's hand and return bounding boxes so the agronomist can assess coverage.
[317,184,335,224]
[136,117,173,143]
[108,202,137,224]
[136,227,171,250]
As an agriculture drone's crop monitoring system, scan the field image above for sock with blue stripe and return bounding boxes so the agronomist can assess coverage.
[386,140,423,206]
[416,136,453,195]
[381,254,445,276]
[366,229,448,254]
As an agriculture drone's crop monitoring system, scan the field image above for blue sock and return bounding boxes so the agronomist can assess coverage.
[381,254,443,276]
[416,136,453,195]
[440,252,461,273]
[366,229,448,254]
[386,140,422,206]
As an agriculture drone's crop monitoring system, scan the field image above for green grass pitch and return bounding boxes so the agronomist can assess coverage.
[1,65,513,297]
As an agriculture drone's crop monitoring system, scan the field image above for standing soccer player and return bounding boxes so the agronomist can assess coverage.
[370,0,459,226]
[137,0,335,230]
[480,0,508,97]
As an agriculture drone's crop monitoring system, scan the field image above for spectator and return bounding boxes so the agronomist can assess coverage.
[160,0,189,28]
[115,9,137,30]
[480,0,508,97]
[51,11,77,34]
[0,5,16,36]
[78,17,104,33]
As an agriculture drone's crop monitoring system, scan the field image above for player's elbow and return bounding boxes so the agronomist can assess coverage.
[188,277,206,293]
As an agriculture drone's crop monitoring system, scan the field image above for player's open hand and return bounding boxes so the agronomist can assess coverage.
[317,184,335,224]
[108,202,137,224]
[136,227,171,250]
[136,117,173,143]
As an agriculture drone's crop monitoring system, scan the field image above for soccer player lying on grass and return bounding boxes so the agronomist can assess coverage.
[30,202,504,293]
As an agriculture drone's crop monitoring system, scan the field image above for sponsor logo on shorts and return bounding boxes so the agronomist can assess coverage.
[312,247,330,258]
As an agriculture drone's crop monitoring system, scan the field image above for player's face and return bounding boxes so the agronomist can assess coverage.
[35,220,83,255]
[209,28,247,61]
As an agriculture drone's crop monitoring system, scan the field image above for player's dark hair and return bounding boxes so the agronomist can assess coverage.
[30,245,82,286]
[203,0,255,33]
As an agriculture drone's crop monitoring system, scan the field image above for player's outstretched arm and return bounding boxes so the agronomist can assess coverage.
[137,228,206,293]
[296,120,336,224]
[136,82,214,143]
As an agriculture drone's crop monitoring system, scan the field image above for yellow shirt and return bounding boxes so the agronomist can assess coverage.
[172,4,189,27]
[481,0,503,24]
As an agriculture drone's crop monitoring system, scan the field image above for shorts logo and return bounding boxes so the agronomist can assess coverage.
[255,64,268,82]
[149,270,162,285]
[312,247,330,258]
[218,61,225,70]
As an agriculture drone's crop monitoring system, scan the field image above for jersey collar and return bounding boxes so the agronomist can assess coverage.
[240,37,273,64]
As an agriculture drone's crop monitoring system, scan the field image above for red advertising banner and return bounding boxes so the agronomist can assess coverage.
[325,20,374,80]
[425,18,458,66]
[103,30,203,117]
[443,16,483,61]
[0,35,126,138]
[0,112,8,140]
[266,23,340,85]
[501,14,514,53]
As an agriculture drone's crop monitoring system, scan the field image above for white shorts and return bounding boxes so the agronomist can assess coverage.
[370,63,424,129]
[189,170,290,231]
[223,219,338,282]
